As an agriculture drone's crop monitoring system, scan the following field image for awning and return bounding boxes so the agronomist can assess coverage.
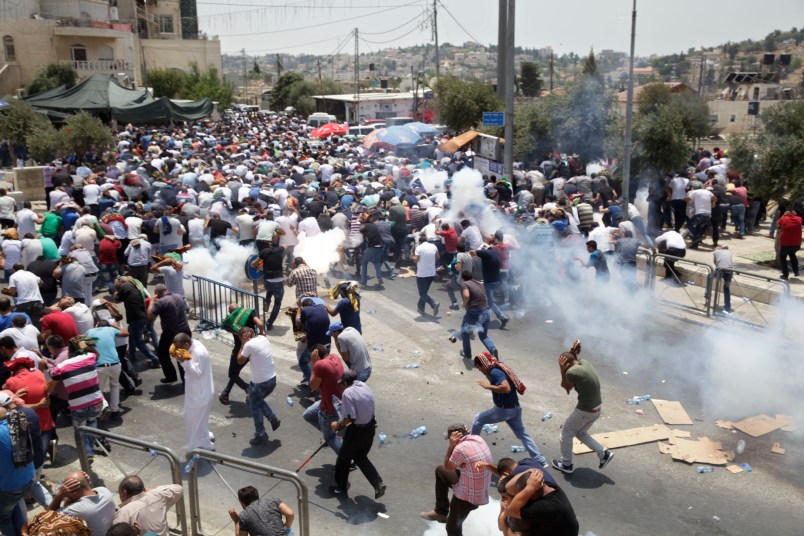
[438,130,479,154]
[111,97,213,124]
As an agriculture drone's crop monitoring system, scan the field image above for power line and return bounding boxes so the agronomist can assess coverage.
[206,1,421,37]
[198,1,408,8]
[360,9,427,35]
[437,0,482,44]
[222,33,349,54]
[358,21,427,45]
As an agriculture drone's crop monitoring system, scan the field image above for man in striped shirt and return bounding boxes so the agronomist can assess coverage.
[47,349,104,461]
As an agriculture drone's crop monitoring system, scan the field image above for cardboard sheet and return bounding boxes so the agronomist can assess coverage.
[573,424,672,454]
[651,399,694,425]
[658,436,734,465]
[732,414,784,437]
[726,464,744,474]
[771,442,786,455]
[775,414,797,432]
[715,420,734,430]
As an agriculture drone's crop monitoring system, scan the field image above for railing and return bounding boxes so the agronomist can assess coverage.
[711,268,791,330]
[71,59,131,72]
[74,426,188,535]
[649,253,714,317]
[190,275,266,333]
[185,449,310,536]
[636,249,655,288]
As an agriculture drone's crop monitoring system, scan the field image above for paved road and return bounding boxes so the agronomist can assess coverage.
[42,265,803,536]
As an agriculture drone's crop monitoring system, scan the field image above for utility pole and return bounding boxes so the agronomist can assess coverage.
[496,0,507,98]
[503,0,515,180]
[621,0,638,218]
[354,27,360,123]
[549,50,554,91]
[276,53,282,80]
[242,48,247,104]
[698,56,706,96]
[433,0,439,80]
[317,59,327,114]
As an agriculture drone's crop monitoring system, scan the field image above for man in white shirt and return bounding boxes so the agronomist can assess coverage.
[412,234,440,316]
[15,202,42,237]
[172,333,215,450]
[668,174,690,232]
[276,209,299,270]
[235,209,255,246]
[458,220,483,250]
[685,187,715,248]
[124,214,143,240]
[655,230,686,284]
[73,222,99,255]
[237,327,280,445]
[0,313,40,350]
[153,210,184,254]
[61,297,95,333]
[0,188,16,228]
[1,264,44,327]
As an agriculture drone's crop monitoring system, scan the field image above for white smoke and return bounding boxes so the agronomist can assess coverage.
[442,168,507,235]
[417,168,448,193]
[183,239,255,289]
[294,227,346,274]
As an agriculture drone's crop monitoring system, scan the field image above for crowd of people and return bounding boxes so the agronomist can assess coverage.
[0,106,800,536]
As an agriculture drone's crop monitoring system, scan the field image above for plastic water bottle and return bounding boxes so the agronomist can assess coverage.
[697,466,714,473]
[410,426,427,438]
[541,411,553,421]
[331,395,343,419]
[510,445,526,453]
[637,395,652,402]
[183,454,199,475]
[482,424,498,434]
[625,398,642,405]
[403,364,420,369]
[372,344,384,352]
[283,528,293,536]
[736,439,745,454]
[149,449,158,457]
[286,396,294,407]
[378,433,387,445]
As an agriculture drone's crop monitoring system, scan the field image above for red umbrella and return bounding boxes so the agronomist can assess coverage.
[310,122,349,138]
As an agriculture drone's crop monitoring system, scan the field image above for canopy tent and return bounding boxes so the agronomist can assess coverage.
[111,97,214,124]
[438,130,479,154]
[24,74,153,113]
[23,73,212,123]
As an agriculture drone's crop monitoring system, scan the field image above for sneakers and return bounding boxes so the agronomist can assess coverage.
[499,317,509,329]
[492,349,499,359]
[419,511,448,523]
[449,303,460,311]
[551,458,574,474]
[599,449,614,469]
[270,417,281,432]
[374,482,387,500]
[249,434,269,446]
[432,302,440,317]
[109,411,122,422]
[218,393,230,405]
[133,377,143,387]
[459,350,469,359]
[328,485,348,496]
[298,378,309,387]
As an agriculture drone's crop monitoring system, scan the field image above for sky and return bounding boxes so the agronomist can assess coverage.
[195,0,804,58]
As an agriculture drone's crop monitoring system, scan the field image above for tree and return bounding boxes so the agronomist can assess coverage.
[729,100,804,201]
[269,71,304,111]
[633,105,689,173]
[25,63,78,96]
[253,60,261,74]
[147,68,185,99]
[763,33,777,52]
[434,75,501,132]
[61,111,114,162]
[636,84,710,139]
[0,99,51,148]
[27,123,67,163]
[636,83,673,115]
[519,62,543,97]
[582,49,599,77]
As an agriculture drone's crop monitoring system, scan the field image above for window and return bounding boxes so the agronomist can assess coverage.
[159,15,174,34]
[3,36,15,62]
[71,44,88,63]
[729,114,736,123]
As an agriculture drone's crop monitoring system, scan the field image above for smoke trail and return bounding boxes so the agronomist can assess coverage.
[294,227,346,274]
[422,498,501,536]
[442,168,507,234]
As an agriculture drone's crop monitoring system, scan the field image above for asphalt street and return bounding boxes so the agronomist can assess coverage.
[41,266,804,536]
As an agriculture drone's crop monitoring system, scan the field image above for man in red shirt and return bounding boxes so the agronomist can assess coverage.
[778,209,802,280]
[97,235,121,291]
[39,308,79,345]
[302,344,344,455]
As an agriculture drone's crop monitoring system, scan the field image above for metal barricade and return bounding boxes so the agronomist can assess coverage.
[185,449,310,536]
[636,249,655,289]
[650,253,714,316]
[74,426,188,535]
[711,268,791,329]
[190,274,267,331]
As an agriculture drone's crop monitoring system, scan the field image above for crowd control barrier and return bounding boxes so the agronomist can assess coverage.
[185,449,310,536]
[190,275,267,332]
[650,253,715,317]
[711,268,791,330]
[74,426,188,535]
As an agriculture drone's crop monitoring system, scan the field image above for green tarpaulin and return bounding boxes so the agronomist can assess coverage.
[112,97,213,124]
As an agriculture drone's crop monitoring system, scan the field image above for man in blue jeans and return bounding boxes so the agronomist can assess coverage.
[253,241,285,329]
[470,352,547,467]
[0,397,36,536]
[296,297,331,386]
[237,328,280,446]
[459,271,498,359]
[302,344,344,455]
[473,244,510,329]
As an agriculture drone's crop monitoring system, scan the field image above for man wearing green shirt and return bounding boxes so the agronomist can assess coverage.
[552,339,613,474]
[39,236,61,261]
[39,212,63,241]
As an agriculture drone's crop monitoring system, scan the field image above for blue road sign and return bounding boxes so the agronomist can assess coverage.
[482,112,504,127]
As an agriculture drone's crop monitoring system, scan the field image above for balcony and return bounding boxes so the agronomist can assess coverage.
[70,60,135,80]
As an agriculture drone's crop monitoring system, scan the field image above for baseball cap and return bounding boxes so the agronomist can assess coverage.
[326,321,344,336]
[0,392,12,407]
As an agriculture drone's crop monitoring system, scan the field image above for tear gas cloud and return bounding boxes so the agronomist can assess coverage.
[183,240,254,288]
[423,498,501,536]
[442,168,508,235]
[293,227,346,274]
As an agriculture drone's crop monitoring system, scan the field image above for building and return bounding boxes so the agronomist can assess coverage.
[312,88,432,123]
[708,71,797,136]
[616,82,693,116]
[0,0,220,96]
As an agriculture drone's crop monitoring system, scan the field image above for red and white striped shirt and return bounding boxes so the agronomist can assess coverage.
[50,353,103,411]
[449,435,492,506]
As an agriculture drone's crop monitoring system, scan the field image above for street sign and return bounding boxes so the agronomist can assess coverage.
[482,112,504,127]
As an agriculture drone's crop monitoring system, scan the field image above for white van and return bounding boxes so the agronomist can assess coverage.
[348,125,375,137]
[307,113,337,128]
[386,116,414,126]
